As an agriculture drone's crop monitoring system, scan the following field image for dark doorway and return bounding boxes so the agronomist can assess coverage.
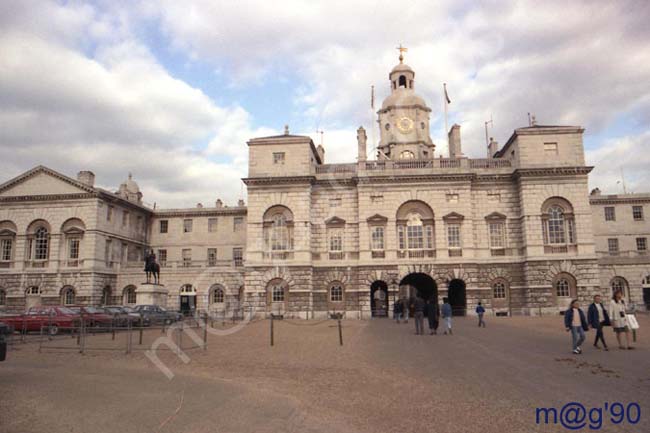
[370,281,388,317]
[400,273,438,317]
[180,295,196,316]
[644,288,650,311]
[448,279,466,316]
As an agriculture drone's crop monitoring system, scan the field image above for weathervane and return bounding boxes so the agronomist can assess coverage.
[396,44,408,63]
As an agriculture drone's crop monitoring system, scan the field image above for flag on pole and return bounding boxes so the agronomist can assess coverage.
[371,85,375,110]
[444,83,451,104]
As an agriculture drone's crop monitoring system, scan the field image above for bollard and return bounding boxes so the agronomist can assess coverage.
[179,320,183,351]
[633,329,637,343]
[77,314,82,346]
[139,313,144,345]
[203,312,208,350]
[270,314,274,347]
[21,315,26,343]
[48,311,53,341]
[338,318,343,346]
[111,313,116,341]
[79,314,86,355]
[126,318,132,354]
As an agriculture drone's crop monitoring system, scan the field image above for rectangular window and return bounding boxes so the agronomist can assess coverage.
[233,217,244,232]
[136,216,143,232]
[543,142,558,155]
[68,238,80,259]
[121,243,127,263]
[633,206,644,221]
[637,237,647,252]
[607,238,619,255]
[488,193,501,203]
[489,222,506,249]
[604,207,616,221]
[329,229,343,251]
[159,220,168,233]
[397,225,405,250]
[233,248,243,267]
[371,226,384,250]
[208,218,218,232]
[446,193,459,203]
[370,195,384,204]
[1,239,12,261]
[406,225,424,249]
[122,211,129,227]
[425,225,434,249]
[447,224,461,248]
[157,249,167,266]
[183,219,193,233]
[208,248,217,266]
[105,239,112,265]
[107,206,113,221]
[273,152,285,164]
[329,198,342,208]
[182,248,192,266]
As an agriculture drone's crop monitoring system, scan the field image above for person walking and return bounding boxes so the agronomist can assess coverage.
[564,299,589,354]
[393,299,403,323]
[413,296,426,335]
[426,298,439,335]
[441,298,453,335]
[587,294,610,351]
[610,290,634,350]
[476,302,486,328]
[403,296,410,324]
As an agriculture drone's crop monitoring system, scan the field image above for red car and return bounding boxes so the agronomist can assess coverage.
[67,306,113,328]
[2,306,79,335]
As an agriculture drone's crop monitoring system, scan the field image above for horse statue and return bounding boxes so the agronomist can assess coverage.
[144,250,160,284]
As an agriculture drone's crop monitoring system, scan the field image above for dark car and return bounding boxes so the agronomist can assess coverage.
[0,322,9,361]
[133,305,182,325]
[103,306,150,327]
[1,306,79,335]
[67,306,113,328]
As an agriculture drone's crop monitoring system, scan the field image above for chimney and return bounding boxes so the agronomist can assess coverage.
[488,137,499,158]
[448,124,462,158]
[316,144,325,164]
[237,199,245,207]
[357,126,367,162]
[77,171,95,187]
[215,199,223,208]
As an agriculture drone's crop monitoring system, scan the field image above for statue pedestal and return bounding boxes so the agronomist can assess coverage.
[136,283,168,307]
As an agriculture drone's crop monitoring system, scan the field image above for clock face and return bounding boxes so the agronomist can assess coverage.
[396,116,414,134]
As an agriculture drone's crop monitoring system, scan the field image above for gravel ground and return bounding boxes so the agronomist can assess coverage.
[1,314,649,433]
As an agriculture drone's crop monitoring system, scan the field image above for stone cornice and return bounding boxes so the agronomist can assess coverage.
[243,176,315,186]
[589,196,650,205]
[513,166,593,178]
[356,173,475,184]
[0,193,98,202]
[153,207,247,218]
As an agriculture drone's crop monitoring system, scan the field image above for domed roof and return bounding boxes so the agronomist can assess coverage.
[120,173,140,194]
[390,62,414,74]
[381,88,427,110]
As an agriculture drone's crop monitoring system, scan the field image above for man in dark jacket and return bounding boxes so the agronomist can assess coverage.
[426,299,439,335]
[587,294,610,351]
[564,299,589,354]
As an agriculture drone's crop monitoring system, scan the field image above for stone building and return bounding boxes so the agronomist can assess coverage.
[0,56,648,317]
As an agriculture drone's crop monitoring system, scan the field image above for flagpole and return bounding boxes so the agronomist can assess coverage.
[443,83,449,149]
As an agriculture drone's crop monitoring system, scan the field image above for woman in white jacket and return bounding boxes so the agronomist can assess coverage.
[610,289,634,350]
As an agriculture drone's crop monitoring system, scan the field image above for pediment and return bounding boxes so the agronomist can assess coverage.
[442,212,465,222]
[0,166,95,198]
[325,216,346,226]
[485,212,507,221]
[366,213,388,224]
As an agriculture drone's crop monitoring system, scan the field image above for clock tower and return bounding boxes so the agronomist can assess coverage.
[377,51,434,160]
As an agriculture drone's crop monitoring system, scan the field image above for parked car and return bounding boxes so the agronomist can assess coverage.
[133,305,182,325]
[1,306,79,335]
[103,306,150,327]
[0,322,9,362]
[67,306,113,328]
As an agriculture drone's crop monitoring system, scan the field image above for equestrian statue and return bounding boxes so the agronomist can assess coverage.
[144,250,160,284]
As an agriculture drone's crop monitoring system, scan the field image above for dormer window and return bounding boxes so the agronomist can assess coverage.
[399,150,415,159]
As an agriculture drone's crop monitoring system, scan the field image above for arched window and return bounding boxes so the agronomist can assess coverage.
[263,206,294,253]
[0,220,17,266]
[396,201,435,257]
[493,281,507,299]
[330,284,343,302]
[123,286,136,305]
[0,288,6,306]
[34,227,49,260]
[541,198,576,250]
[61,286,76,305]
[610,277,628,298]
[211,286,225,304]
[556,278,570,297]
[272,286,284,302]
[398,75,407,88]
[399,150,415,159]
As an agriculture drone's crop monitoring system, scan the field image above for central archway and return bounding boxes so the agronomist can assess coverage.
[399,273,437,301]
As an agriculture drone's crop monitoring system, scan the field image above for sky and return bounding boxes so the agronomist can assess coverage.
[0,0,649,208]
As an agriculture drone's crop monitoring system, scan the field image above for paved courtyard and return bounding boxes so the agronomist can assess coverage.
[1,315,649,433]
